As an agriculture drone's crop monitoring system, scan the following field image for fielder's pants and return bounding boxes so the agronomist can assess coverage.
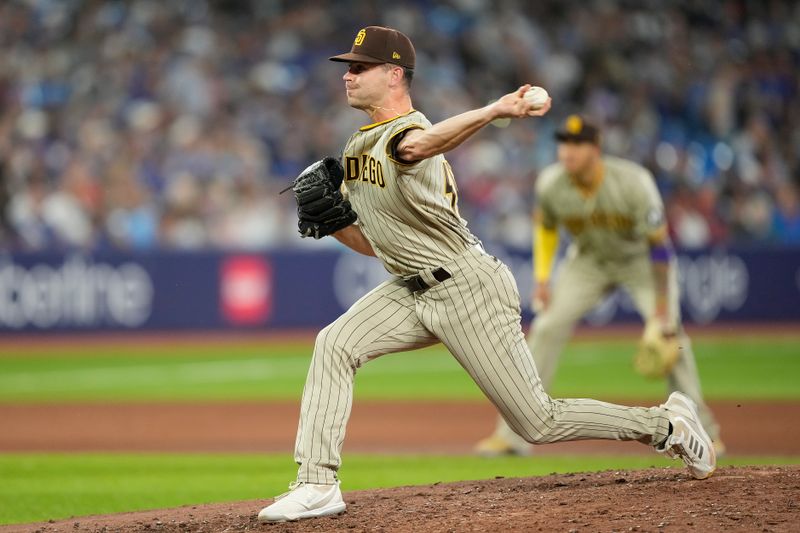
[492,248,720,445]
[294,246,671,484]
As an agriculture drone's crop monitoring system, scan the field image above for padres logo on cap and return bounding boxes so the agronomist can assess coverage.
[392,51,401,59]
[354,29,366,46]
[566,115,583,134]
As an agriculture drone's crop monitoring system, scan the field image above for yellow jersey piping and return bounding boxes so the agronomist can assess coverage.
[359,109,417,131]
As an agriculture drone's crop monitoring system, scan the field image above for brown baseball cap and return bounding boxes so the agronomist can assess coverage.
[555,115,601,144]
[329,26,416,69]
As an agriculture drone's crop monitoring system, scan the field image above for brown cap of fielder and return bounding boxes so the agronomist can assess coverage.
[555,114,601,144]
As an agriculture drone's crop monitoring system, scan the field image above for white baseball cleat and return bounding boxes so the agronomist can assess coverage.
[657,392,717,479]
[257,481,346,522]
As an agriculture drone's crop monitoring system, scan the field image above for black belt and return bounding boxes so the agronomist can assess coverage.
[404,267,452,292]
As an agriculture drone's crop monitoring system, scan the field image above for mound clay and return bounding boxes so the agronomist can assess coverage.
[4,466,798,533]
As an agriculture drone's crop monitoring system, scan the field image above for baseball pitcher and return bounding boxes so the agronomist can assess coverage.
[475,116,722,457]
[258,27,716,523]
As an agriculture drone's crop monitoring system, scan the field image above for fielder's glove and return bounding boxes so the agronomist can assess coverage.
[633,319,681,379]
[289,157,357,239]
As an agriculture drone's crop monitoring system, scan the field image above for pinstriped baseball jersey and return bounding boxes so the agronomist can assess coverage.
[536,156,664,261]
[341,110,479,277]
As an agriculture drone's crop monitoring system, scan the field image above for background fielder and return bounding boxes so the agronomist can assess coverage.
[476,116,722,457]
[258,27,716,523]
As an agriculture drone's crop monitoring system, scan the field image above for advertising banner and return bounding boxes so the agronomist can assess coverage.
[0,246,797,334]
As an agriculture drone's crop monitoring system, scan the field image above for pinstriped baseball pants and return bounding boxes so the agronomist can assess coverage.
[294,246,671,484]
[489,250,720,446]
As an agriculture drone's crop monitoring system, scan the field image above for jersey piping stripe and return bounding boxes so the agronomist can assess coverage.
[358,109,417,131]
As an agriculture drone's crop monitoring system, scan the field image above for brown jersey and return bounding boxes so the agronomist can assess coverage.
[342,110,479,276]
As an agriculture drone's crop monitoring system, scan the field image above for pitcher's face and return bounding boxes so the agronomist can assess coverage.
[342,62,390,110]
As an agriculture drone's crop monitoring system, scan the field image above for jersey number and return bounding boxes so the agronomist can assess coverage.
[443,161,460,216]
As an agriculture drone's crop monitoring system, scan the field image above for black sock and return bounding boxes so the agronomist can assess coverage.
[656,422,674,448]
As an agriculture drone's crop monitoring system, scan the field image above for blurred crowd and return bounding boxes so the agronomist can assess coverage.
[1,0,799,253]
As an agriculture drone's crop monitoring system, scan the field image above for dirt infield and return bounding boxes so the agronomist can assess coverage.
[2,466,797,533]
[1,400,798,455]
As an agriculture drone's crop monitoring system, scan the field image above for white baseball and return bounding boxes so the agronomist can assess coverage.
[524,86,549,109]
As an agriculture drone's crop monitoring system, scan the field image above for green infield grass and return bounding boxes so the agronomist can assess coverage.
[1,453,799,525]
[0,336,798,402]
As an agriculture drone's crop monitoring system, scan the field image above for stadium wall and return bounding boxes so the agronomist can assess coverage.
[0,247,798,333]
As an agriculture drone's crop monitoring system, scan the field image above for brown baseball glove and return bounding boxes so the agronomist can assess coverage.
[633,319,681,379]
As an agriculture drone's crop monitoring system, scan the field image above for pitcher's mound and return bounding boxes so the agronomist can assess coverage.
[6,466,798,533]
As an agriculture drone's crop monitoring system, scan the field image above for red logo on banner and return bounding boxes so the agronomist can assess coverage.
[220,257,272,324]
